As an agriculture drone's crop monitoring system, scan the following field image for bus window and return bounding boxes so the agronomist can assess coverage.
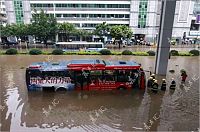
[28,70,41,77]
[96,44,102,48]
[90,70,102,83]
[104,70,115,81]
[117,70,129,82]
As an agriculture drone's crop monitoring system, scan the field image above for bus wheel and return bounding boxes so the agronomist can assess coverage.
[55,87,67,92]
[117,86,127,90]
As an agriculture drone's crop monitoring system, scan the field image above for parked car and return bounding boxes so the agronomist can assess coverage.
[3,41,18,45]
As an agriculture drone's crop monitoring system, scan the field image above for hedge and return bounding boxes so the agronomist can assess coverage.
[99,49,112,55]
[170,50,179,56]
[147,50,156,56]
[52,49,64,55]
[5,48,18,55]
[29,49,42,55]
[189,49,199,56]
[122,50,133,55]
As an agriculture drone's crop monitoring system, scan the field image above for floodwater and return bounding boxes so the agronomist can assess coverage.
[0,55,199,132]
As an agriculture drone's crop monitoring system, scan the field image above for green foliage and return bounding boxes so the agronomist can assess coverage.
[77,51,101,55]
[178,52,192,56]
[57,22,76,41]
[31,9,57,42]
[122,50,133,55]
[99,49,112,55]
[52,49,63,55]
[29,49,42,55]
[110,25,132,40]
[1,24,29,37]
[170,50,179,56]
[64,52,78,55]
[189,49,199,56]
[147,50,156,56]
[76,29,91,37]
[5,48,18,55]
[133,52,149,56]
[94,22,110,37]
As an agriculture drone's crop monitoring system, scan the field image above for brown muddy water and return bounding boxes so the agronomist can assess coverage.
[0,55,199,132]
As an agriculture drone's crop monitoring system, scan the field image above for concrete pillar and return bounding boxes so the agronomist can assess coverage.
[155,0,176,75]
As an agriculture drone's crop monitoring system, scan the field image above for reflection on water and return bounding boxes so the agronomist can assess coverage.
[0,55,199,131]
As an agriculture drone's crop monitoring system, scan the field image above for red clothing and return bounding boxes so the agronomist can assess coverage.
[181,73,187,81]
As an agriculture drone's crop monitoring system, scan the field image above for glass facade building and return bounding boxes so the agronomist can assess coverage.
[13,0,24,24]
[138,0,148,28]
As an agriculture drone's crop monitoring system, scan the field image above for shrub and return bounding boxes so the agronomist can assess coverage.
[147,50,156,56]
[189,49,199,56]
[99,49,111,55]
[122,50,133,55]
[170,50,179,56]
[29,49,42,55]
[52,49,63,55]
[5,48,18,55]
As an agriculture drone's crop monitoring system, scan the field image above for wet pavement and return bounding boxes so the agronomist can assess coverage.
[0,55,199,132]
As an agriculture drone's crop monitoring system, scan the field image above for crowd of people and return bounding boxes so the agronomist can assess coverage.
[147,70,188,93]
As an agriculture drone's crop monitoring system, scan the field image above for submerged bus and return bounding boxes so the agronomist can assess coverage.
[26,59,146,91]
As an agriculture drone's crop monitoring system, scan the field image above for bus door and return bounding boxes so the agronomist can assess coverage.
[88,70,102,90]
[100,70,116,90]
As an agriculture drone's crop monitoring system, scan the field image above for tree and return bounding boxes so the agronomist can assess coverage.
[31,9,57,43]
[57,22,76,41]
[1,24,29,40]
[94,22,110,43]
[110,25,133,49]
[76,29,91,41]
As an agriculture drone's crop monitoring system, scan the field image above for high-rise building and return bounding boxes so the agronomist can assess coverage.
[0,0,6,25]
[4,0,195,42]
[189,0,200,39]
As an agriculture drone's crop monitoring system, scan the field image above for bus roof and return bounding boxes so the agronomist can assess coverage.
[27,59,141,71]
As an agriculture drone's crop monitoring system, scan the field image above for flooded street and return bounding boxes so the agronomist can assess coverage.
[0,55,199,132]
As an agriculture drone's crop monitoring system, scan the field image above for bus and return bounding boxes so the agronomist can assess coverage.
[26,59,146,91]
[55,41,105,51]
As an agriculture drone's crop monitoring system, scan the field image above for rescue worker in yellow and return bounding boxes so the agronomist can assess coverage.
[161,79,167,91]
[147,77,154,88]
[170,78,176,90]
[152,80,158,93]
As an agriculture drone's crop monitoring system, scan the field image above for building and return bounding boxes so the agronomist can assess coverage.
[5,0,31,24]
[189,0,200,41]
[0,0,6,25]
[4,0,195,42]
